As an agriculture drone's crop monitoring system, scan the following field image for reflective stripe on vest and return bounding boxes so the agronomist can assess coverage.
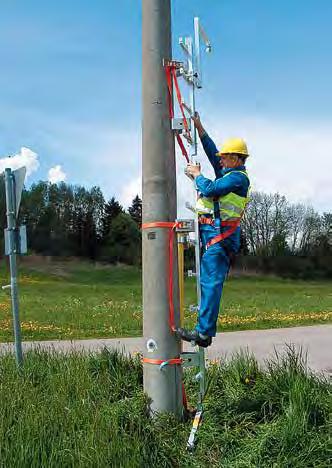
[196,170,250,220]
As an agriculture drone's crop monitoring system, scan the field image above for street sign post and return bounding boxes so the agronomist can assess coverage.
[3,166,27,367]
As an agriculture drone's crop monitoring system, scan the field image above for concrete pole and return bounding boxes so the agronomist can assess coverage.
[142,0,182,416]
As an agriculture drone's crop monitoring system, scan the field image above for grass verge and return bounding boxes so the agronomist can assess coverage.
[0,262,331,341]
[0,348,330,467]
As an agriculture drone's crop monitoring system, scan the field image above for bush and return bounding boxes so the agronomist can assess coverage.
[235,255,332,279]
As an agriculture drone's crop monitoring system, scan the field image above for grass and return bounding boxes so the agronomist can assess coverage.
[0,261,331,342]
[0,348,330,467]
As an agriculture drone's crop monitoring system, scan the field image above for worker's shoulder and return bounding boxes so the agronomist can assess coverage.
[225,169,250,183]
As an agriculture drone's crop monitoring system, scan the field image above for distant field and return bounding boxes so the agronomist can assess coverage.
[0,261,331,342]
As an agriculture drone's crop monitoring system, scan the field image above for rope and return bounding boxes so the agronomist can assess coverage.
[165,65,190,163]
[171,66,190,134]
[141,221,179,331]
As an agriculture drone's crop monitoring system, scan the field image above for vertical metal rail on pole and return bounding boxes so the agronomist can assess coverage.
[4,168,23,367]
[187,33,205,405]
[180,18,212,408]
[142,0,182,417]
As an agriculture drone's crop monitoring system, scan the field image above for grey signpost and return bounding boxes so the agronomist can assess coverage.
[3,166,27,367]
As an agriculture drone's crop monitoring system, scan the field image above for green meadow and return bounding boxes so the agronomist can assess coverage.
[0,261,330,342]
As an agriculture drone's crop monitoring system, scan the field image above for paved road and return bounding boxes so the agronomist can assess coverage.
[1,324,331,375]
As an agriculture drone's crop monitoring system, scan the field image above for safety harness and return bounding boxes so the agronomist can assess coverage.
[197,170,250,249]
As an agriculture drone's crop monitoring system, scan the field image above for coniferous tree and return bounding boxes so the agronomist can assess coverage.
[128,195,142,226]
[101,197,123,240]
[100,212,141,264]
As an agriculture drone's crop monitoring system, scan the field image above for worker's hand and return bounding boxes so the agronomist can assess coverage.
[191,112,206,138]
[192,112,202,129]
[186,163,201,178]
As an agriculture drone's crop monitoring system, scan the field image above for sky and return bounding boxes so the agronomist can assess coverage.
[0,0,331,212]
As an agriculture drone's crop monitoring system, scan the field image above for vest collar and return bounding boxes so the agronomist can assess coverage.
[222,165,246,176]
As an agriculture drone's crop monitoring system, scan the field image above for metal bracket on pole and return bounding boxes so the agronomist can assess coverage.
[4,225,28,256]
[176,219,195,233]
[163,59,183,69]
[180,351,200,368]
[171,118,191,132]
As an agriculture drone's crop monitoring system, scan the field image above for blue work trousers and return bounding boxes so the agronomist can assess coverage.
[195,225,231,337]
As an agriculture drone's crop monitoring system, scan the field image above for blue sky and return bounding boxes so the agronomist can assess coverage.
[0,0,331,210]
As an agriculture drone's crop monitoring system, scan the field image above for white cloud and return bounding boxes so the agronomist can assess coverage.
[0,147,39,178]
[119,176,141,207]
[48,165,67,184]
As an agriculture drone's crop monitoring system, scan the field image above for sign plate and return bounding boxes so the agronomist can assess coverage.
[12,166,26,216]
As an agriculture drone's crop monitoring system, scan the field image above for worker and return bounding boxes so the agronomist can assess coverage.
[177,113,250,348]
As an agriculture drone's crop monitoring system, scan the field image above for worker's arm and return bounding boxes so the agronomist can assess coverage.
[192,113,222,177]
[195,171,248,198]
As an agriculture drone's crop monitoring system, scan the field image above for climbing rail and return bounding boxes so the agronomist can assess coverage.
[167,16,212,450]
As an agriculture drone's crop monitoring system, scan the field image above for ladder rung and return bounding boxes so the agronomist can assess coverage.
[182,102,193,116]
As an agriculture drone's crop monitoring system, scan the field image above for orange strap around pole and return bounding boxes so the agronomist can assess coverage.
[142,357,182,366]
[142,222,176,230]
[143,357,188,408]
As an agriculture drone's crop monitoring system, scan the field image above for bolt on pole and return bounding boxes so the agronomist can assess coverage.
[142,0,183,416]
[4,168,23,368]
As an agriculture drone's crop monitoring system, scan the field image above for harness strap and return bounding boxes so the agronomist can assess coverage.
[205,219,241,249]
[198,217,214,225]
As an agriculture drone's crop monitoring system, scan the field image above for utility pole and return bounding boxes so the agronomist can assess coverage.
[142,0,182,416]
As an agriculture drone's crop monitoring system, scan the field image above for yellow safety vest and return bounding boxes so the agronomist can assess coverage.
[196,170,250,221]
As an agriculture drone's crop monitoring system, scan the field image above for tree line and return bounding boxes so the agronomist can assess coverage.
[0,181,142,265]
[242,192,331,257]
[0,180,330,277]
[240,192,331,278]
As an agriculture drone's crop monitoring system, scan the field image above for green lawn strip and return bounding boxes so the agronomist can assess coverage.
[0,264,331,342]
[0,348,329,467]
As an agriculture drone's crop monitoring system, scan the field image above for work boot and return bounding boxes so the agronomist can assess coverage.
[176,328,212,348]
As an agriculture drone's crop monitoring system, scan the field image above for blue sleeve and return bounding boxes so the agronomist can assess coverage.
[195,172,249,198]
[200,133,222,178]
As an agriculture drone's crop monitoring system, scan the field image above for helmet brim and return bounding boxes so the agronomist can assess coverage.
[216,151,249,158]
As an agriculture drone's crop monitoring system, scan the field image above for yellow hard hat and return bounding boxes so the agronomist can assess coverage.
[216,138,249,157]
